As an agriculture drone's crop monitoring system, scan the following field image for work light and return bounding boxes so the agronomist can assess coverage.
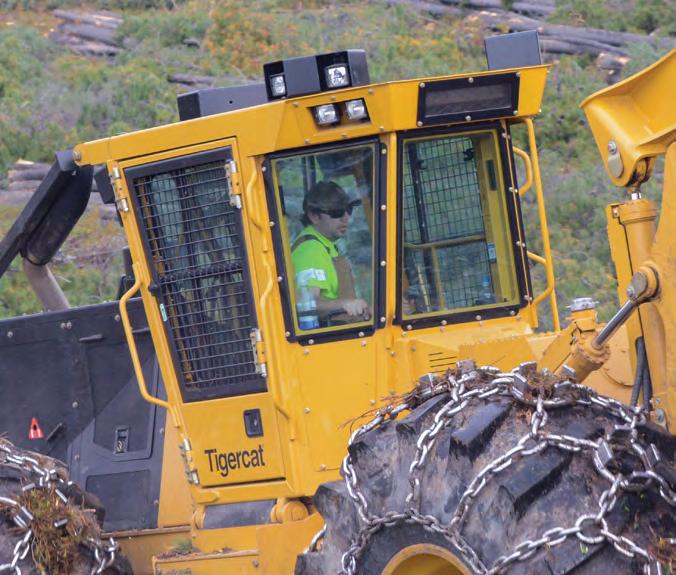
[417,73,519,126]
[344,99,368,121]
[325,64,350,89]
[263,50,369,100]
[269,74,287,97]
[314,104,339,125]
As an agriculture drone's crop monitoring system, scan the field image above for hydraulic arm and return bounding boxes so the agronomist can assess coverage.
[539,50,675,428]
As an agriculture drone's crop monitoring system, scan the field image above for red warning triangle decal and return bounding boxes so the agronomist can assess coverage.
[29,417,44,440]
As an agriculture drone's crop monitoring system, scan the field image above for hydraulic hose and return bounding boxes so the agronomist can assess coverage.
[630,337,646,407]
[630,337,653,408]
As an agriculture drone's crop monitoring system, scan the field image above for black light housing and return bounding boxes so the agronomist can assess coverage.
[485,30,542,71]
[263,50,370,101]
[263,56,320,100]
[417,73,520,126]
[177,84,268,121]
[315,50,369,91]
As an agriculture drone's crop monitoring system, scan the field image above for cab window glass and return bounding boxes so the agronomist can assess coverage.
[270,143,376,333]
[400,130,520,318]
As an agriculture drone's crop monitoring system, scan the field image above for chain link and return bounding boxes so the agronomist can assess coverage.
[335,363,674,574]
[0,440,118,575]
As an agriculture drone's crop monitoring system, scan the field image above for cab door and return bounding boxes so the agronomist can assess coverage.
[121,139,286,487]
[264,138,386,471]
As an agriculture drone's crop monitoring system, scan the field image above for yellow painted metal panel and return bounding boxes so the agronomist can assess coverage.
[154,549,260,575]
[109,526,191,575]
[182,394,286,486]
[581,49,675,187]
[256,513,324,574]
[157,420,193,527]
[296,337,377,471]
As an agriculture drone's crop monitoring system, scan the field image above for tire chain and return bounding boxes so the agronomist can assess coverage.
[0,440,119,575]
[311,361,675,575]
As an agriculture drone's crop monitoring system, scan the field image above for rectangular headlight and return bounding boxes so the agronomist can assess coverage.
[417,73,519,126]
[314,104,339,125]
[344,99,368,121]
[325,64,350,89]
[269,73,287,97]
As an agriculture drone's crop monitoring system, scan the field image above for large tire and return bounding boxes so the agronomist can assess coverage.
[0,439,132,575]
[296,363,675,574]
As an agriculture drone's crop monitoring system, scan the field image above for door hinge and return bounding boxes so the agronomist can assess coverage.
[110,165,130,213]
[250,328,268,378]
[225,159,242,209]
[179,437,200,485]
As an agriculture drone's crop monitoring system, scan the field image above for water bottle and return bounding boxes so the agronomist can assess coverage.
[477,275,496,305]
[297,285,319,330]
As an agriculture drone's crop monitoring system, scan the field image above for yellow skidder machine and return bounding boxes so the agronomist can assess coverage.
[0,33,674,574]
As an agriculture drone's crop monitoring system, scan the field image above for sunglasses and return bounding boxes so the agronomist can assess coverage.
[319,204,357,219]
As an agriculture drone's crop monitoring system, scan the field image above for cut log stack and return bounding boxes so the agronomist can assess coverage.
[168,74,216,88]
[0,160,49,206]
[48,9,123,57]
[44,3,675,78]
[0,161,113,218]
[436,0,674,79]
[391,0,674,79]
[6,160,50,194]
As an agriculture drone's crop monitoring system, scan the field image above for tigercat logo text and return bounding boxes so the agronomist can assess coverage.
[204,445,265,477]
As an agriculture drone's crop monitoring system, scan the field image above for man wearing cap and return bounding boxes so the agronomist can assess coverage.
[292,180,371,322]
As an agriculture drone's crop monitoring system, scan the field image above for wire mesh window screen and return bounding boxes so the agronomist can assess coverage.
[131,151,265,401]
[402,134,493,312]
[403,136,485,242]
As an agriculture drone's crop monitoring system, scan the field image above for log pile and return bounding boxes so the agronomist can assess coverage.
[0,160,48,206]
[168,73,216,88]
[0,161,113,218]
[442,0,556,18]
[435,0,674,78]
[44,3,674,80]
[48,9,123,57]
[392,0,673,78]
[5,160,50,195]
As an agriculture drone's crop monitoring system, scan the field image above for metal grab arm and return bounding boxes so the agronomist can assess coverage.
[119,264,173,414]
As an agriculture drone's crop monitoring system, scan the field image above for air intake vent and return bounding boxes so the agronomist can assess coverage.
[126,147,266,402]
[428,351,457,373]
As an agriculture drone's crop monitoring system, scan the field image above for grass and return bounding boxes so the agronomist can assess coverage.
[0,208,126,317]
[14,486,100,574]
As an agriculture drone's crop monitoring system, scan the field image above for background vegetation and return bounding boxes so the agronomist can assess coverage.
[0,0,672,326]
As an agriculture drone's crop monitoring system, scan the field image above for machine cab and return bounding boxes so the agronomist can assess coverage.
[72,38,554,508]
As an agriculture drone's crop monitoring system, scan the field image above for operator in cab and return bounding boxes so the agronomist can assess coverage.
[291,180,371,326]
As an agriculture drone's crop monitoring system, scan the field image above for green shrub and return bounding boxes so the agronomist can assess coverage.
[205,1,484,80]
[118,7,210,48]
[0,210,125,319]
[549,0,675,35]
[536,57,605,159]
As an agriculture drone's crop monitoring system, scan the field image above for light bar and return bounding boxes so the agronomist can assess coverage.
[263,50,370,100]
[417,73,520,126]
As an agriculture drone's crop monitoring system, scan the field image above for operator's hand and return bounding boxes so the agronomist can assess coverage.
[342,298,371,319]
